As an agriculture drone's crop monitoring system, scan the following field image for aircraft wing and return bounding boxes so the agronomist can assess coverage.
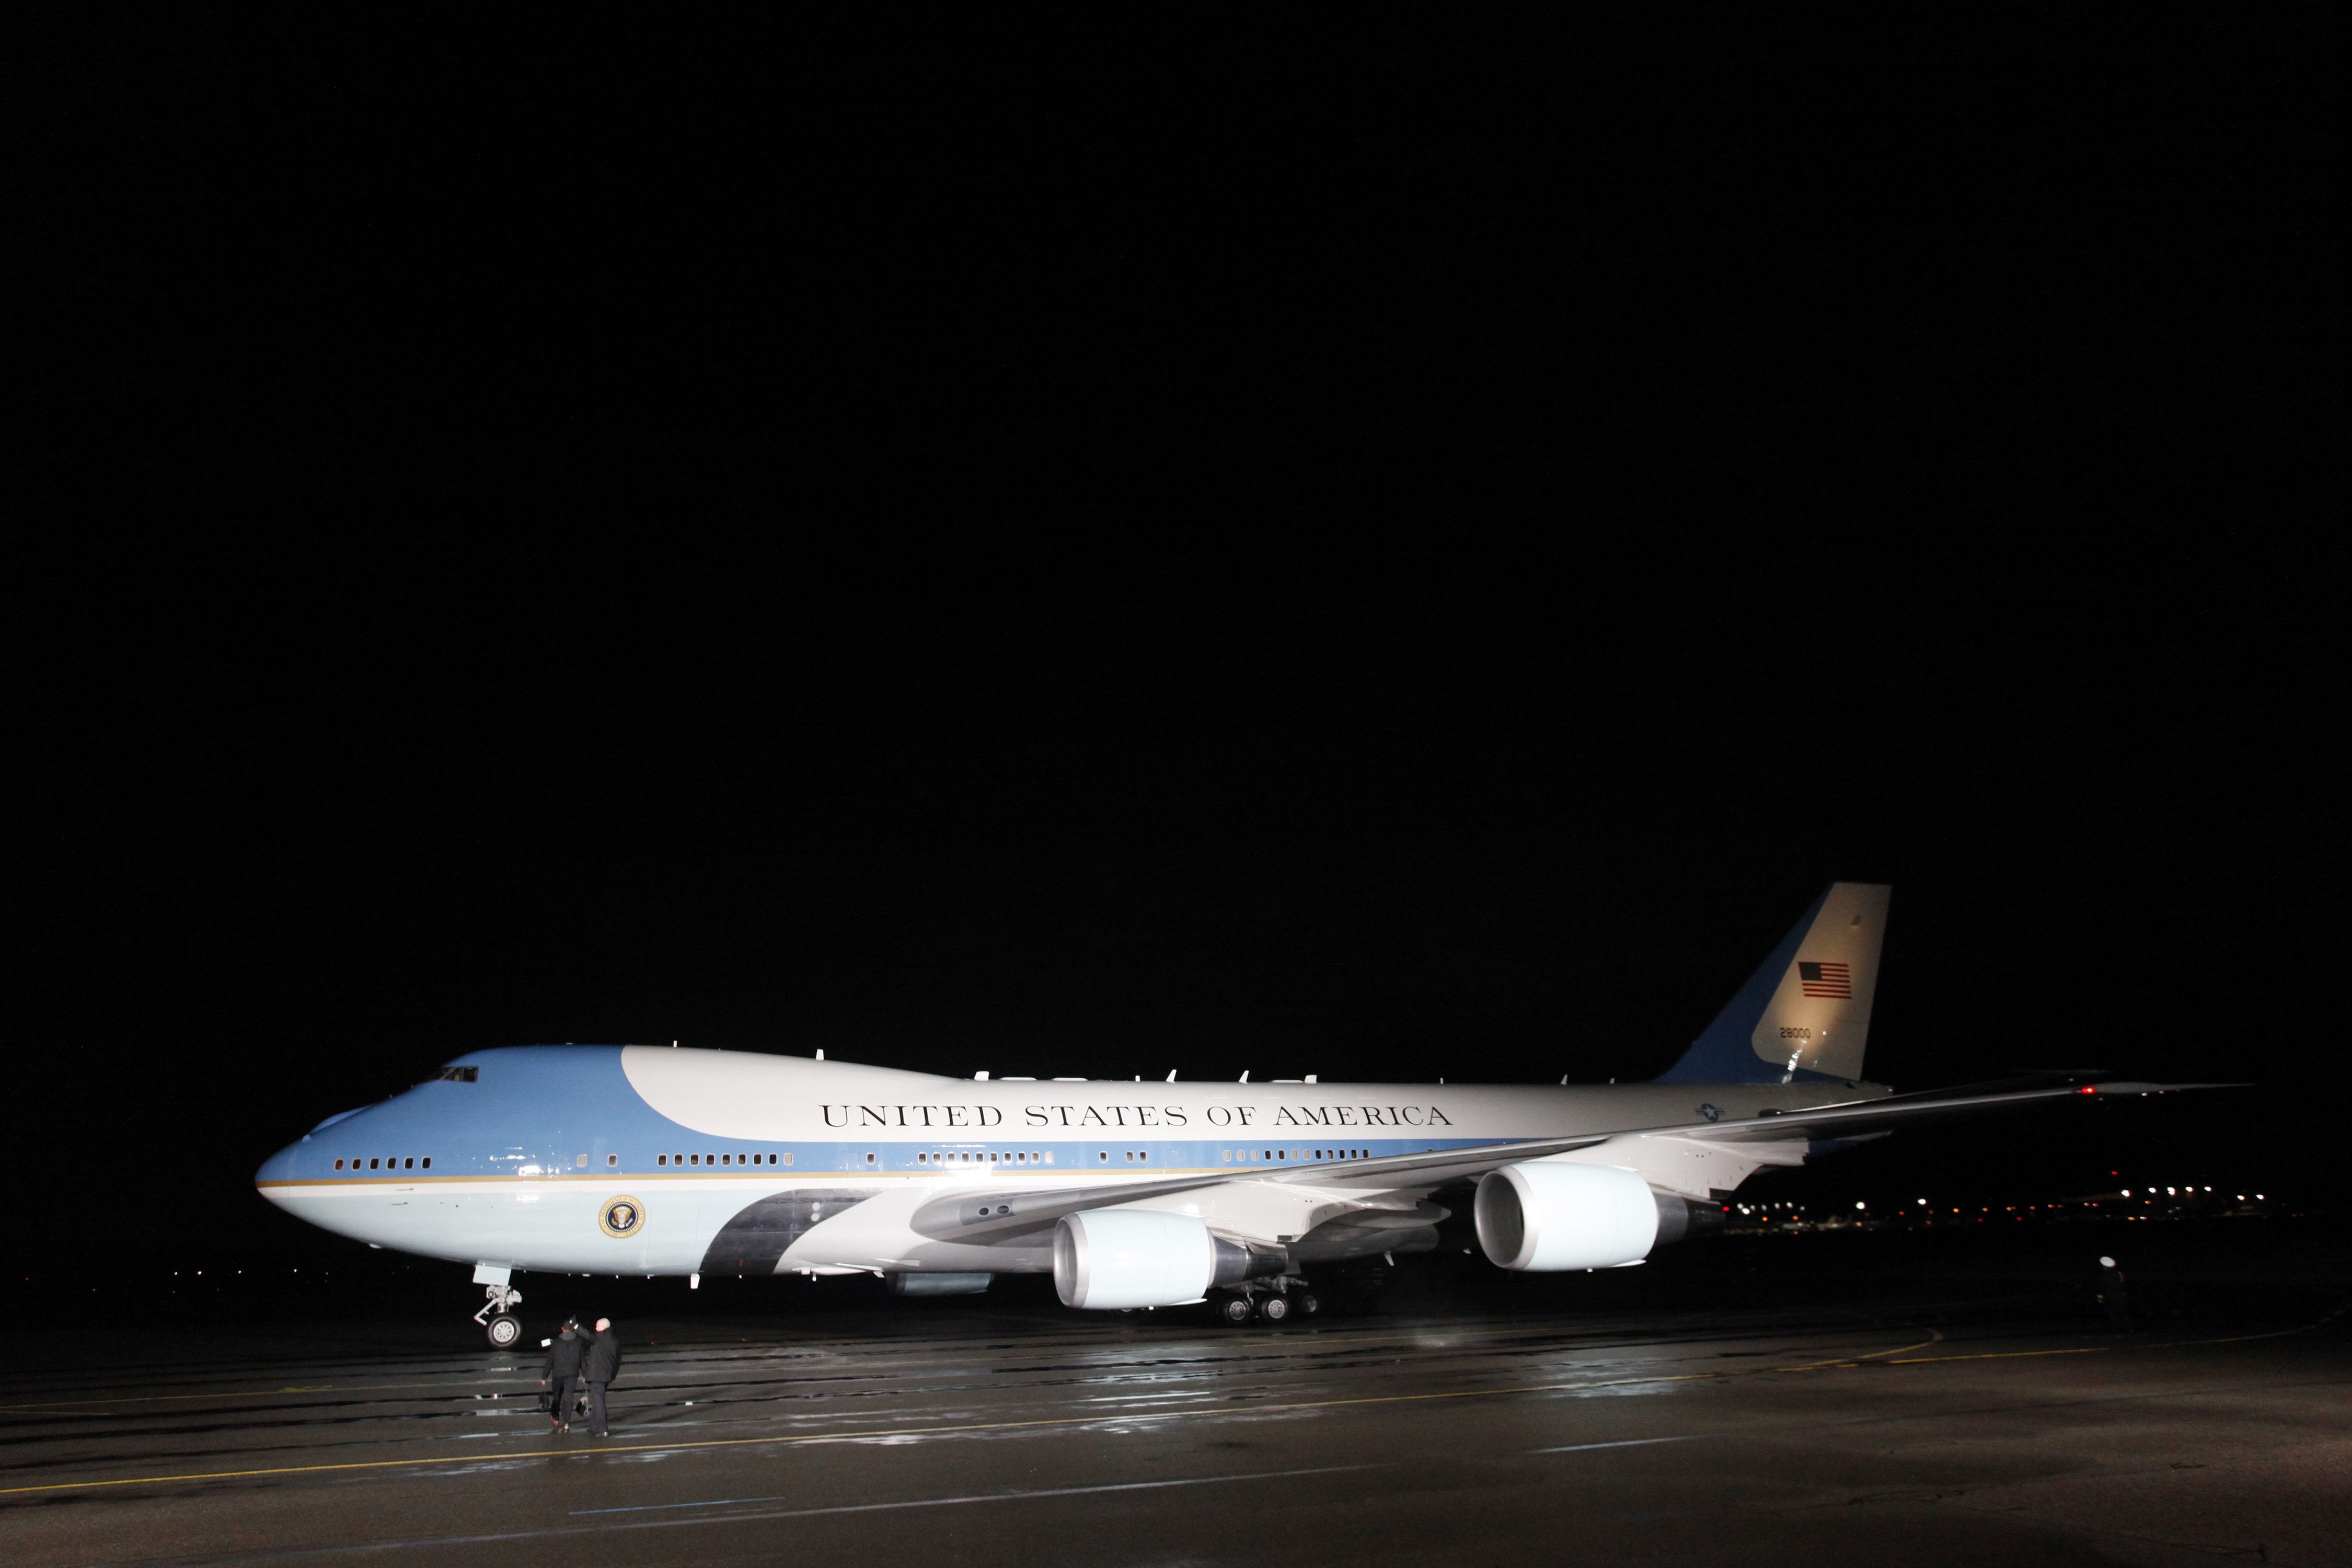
[908,1078,2222,1246]
[1667,1077,2223,1144]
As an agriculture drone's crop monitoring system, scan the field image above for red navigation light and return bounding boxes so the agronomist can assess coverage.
[2077,1085,2097,1095]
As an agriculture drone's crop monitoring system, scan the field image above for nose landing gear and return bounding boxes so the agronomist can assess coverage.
[473,1283,524,1348]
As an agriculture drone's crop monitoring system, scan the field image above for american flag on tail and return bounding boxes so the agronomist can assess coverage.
[1797,960,1851,998]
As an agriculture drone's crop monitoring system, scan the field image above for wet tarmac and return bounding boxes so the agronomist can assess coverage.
[4,1264,2346,1568]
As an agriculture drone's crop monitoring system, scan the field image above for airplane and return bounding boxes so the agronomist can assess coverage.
[255,883,2197,1346]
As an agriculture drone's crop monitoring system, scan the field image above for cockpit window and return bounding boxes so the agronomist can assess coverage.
[437,1066,479,1082]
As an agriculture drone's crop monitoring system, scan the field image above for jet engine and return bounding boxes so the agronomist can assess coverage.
[1474,1161,1679,1272]
[1054,1209,1276,1308]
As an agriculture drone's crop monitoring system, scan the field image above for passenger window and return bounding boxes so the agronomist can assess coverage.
[689,1155,699,1166]
[406,1157,416,1169]
[658,1155,667,1166]
[864,1152,875,1164]
[607,1154,618,1167]
[335,1159,345,1170]
[1044,1151,1053,1164]
[1099,1151,1109,1161]
[783,1153,793,1166]
[421,1157,431,1169]
[576,1154,588,1168]
[369,1158,380,1170]
[1139,1151,1149,1161]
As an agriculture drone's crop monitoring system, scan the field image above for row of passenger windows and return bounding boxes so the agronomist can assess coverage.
[333,1146,1376,1174]
[659,1152,793,1166]
[1225,1148,1371,1162]
[921,1150,1054,1165]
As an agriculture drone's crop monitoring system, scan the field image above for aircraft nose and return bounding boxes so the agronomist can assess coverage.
[254,1138,307,1194]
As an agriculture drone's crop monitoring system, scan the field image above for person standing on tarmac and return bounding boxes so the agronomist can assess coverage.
[582,1317,622,1437]
[2096,1256,2132,1332]
[540,1319,587,1434]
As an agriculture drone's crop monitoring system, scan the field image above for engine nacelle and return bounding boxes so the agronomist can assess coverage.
[1475,1161,1663,1271]
[1054,1209,1219,1309]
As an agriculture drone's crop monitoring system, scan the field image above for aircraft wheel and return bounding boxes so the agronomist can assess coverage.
[485,1312,523,1350]
[1295,1291,1321,1317]
[1217,1297,1253,1326]
[1258,1295,1292,1324]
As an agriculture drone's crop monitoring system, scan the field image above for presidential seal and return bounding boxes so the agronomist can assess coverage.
[599,1195,645,1238]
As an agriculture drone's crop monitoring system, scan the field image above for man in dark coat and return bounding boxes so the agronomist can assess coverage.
[582,1317,622,1437]
[540,1319,587,1434]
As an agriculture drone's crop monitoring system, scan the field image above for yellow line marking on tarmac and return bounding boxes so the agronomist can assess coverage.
[1773,1329,1942,1372]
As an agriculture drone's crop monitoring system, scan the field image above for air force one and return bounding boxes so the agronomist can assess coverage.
[256,884,2195,1346]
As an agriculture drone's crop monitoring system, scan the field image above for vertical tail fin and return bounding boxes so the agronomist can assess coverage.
[1655,883,1892,1084]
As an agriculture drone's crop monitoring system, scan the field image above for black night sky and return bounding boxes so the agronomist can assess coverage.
[8,17,2336,1288]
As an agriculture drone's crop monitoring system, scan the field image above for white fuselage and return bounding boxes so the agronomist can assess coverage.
[256,1047,1869,1281]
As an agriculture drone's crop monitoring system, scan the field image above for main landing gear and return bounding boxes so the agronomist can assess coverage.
[1215,1281,1320,1327]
